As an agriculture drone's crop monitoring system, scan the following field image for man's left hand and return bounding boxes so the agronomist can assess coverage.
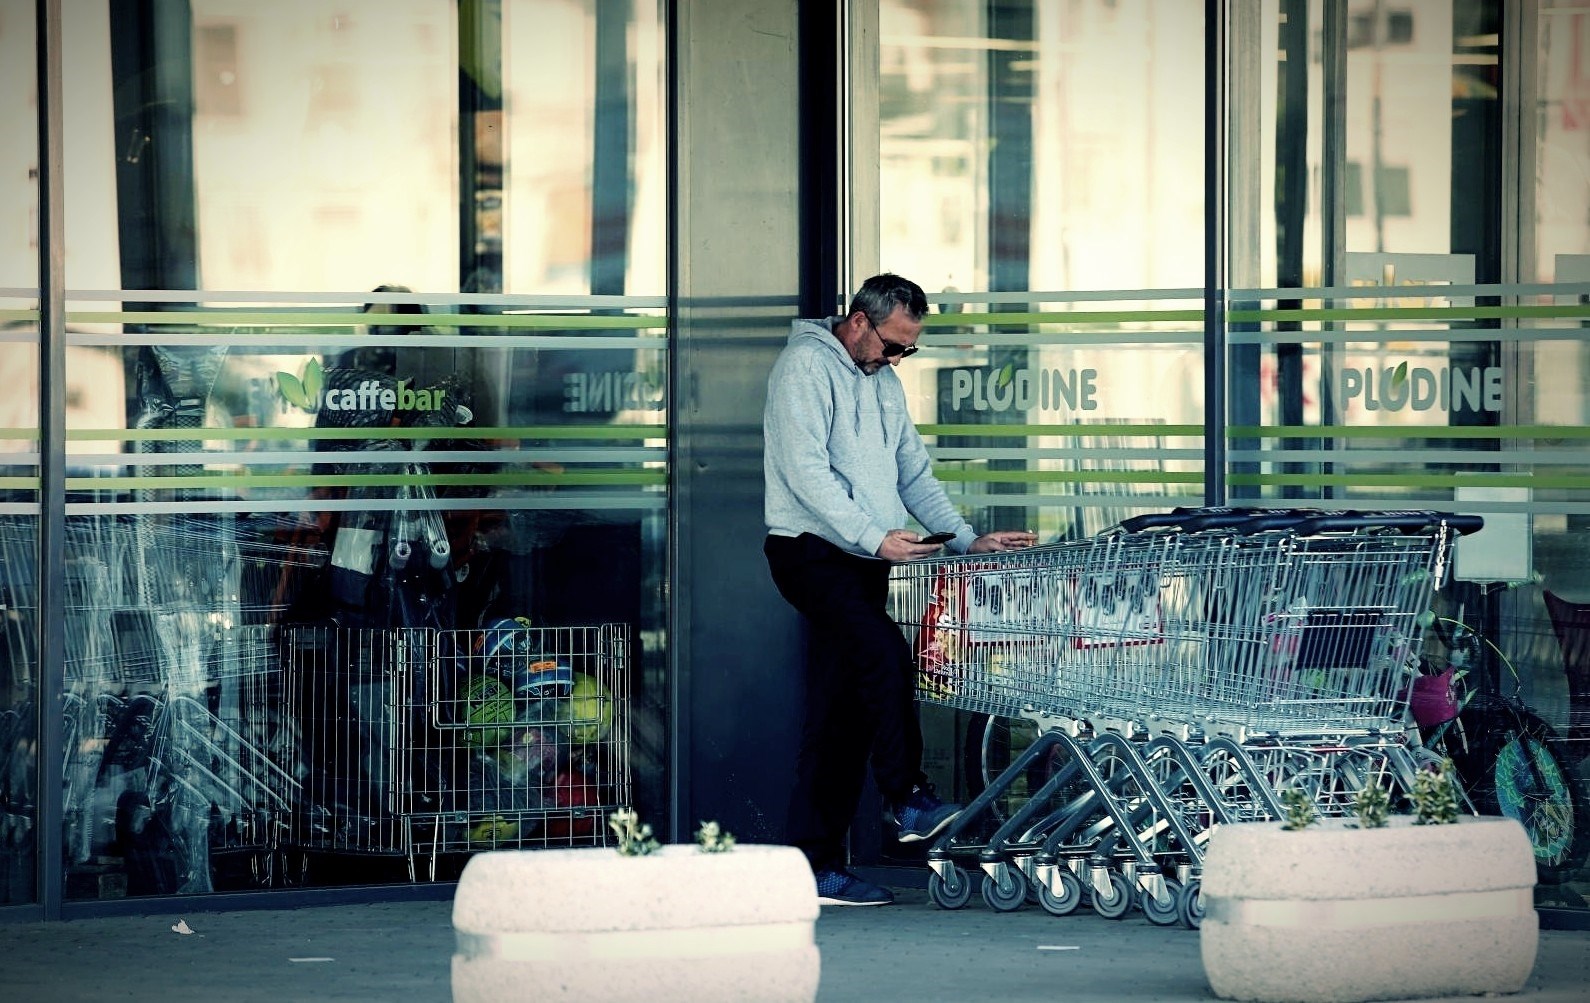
[968,530,1038,553]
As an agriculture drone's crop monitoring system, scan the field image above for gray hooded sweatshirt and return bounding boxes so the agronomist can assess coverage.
[763,317,976,558]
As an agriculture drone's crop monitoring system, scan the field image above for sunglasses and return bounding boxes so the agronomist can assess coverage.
[865,316,919,359]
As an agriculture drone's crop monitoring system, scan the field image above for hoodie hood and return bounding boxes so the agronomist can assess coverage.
[763,316,974,558]
[785,317,887,441]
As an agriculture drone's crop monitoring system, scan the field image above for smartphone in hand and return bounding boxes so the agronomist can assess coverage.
[919,531,956,545]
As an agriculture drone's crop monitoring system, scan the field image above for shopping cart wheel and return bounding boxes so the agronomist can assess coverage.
[1089,870,1133,920]
[1176,878,1204,930]
[980,868,1027,912]
[1141,877,1182,927]
[927,865,973,910]
[1037,868,1083,917]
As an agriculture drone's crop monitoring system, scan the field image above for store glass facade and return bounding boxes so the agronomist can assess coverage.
[876,0,1589,910]
[4,0,1587,919]
[3,0,667,905]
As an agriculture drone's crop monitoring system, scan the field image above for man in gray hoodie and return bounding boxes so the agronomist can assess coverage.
[763,273,1037,906]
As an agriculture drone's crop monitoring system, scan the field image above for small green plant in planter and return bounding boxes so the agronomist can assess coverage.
[608,808,661,856]
[1351,777,1392,828]
[694,820,736,853]
[1279,785,1318,831]
[1411,758,1461,825]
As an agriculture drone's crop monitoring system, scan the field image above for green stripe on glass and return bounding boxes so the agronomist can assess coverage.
[1229,425,1590,440]
[933,469,1202,486]
[65,470,666,491]
[1227,304,1590,323]
[67,425,667,442]
[920,424,1204,437]
[921,309,1202,327]
[69,311,666,330]
[1227,471,1590,489]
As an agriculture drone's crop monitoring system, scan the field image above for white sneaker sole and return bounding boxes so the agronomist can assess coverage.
[818,894,893,906]
[894,809,962,843]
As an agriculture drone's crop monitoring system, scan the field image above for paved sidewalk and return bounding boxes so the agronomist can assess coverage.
[1,886,1586,1002]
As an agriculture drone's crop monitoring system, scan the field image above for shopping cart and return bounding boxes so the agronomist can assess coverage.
[889,508,1479,925]
[0,514,307,894]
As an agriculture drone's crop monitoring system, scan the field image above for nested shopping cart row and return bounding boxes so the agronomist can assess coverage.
[888,508,1480,927]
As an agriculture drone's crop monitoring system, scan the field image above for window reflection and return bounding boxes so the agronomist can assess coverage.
[41,0,667,900]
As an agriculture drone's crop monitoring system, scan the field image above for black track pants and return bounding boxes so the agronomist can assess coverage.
[764,532,925,873]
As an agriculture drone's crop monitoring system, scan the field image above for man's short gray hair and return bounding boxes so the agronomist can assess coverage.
[847,273,927,326]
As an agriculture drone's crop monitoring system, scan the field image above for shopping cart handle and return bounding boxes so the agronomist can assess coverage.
[1116,506,1320,534]
[1287,510,1485,536]
[1115,506,1245,532]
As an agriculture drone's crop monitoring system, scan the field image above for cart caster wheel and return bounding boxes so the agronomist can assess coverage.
[1177,878,1204,929]
[1141,876,1182,926]
[1038,868,1083,917]
[980,869,1027,912]
[1090,870,1133,920]
[927,866,973,910]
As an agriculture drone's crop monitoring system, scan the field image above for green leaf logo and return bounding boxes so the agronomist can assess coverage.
[997,362,1014,388]
[275,358,325,411]
[1391,361,1408,391]
[304,357,325,401]
[276,371,311,408]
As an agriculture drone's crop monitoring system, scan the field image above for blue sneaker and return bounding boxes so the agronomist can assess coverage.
[814,868,894,906]
[886,785,962,843]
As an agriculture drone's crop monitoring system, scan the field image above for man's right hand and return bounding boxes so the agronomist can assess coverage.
[876,529,948,563]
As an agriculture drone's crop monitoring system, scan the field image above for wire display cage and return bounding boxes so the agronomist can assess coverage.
[279,622,631,878]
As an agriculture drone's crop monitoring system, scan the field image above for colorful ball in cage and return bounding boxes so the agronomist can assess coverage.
[495,725,564,783]
[512,658,574,700]
[475,616,535,673]
[461,674,516,748]
[468,815,519,847]
[544,766,602,840]
[565,672,613,743]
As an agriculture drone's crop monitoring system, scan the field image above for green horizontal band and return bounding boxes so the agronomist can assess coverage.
[67,425,667,442]
[917,304,1590,330]
[922,309,1201,327]
[1229,424,1590,441]
[68,311,667,330]
[920,423,1206,437]
[1228,304,1590,323]
[934,468,1202,486]
[1228,471,1590,489]
[65,470,665,491]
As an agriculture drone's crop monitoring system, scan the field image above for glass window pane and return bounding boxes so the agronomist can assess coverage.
[56,0,666,900]
[0,0,38,908]
[879,0,1205,542]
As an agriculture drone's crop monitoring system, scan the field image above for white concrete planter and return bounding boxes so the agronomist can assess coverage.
[452,844,820,1003]
[1200,816,1537,1003]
